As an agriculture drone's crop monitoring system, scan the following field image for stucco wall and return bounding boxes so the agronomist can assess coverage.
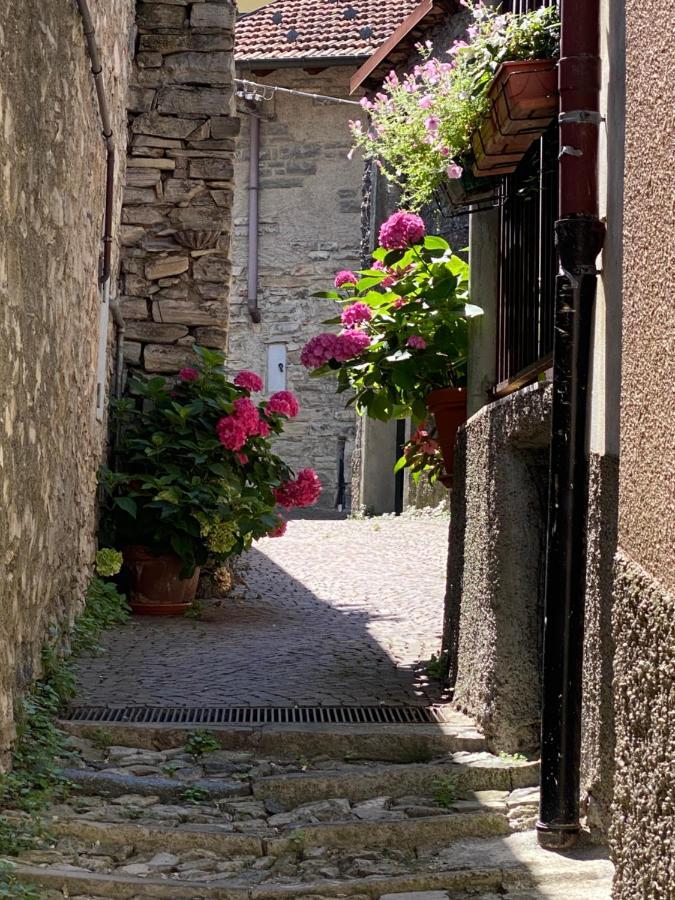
[228,67,361,508]
[610,0,675,891]
[0,0,132,765]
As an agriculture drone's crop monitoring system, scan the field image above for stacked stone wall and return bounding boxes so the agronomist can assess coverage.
[0,0,133,765]
[120,1,238,375]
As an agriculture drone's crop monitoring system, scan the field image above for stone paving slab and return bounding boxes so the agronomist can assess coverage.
[75,518,450,708]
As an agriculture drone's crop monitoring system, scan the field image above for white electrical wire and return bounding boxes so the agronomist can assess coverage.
[235,77,362,107]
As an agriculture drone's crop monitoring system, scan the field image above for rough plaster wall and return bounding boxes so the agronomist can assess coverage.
[447,384,551,752]
[228,67,360,508]
[611,553,675,897]
[0,0,132,765]
[120,1,238,376]
[610,0,675,890]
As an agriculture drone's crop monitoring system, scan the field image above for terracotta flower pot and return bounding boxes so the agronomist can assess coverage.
[426,387,468,487]
[123,546,200,616]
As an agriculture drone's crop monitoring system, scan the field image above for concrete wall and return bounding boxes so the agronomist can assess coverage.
[610,0,675,891]
[228,67,361,508]
[0,0,133,765]
[120,1,238,375]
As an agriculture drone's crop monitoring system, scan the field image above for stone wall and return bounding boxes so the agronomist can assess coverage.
[120,1,238,375]
[0,0,133,765]
[228,67,361,509]
[610,0,675,890]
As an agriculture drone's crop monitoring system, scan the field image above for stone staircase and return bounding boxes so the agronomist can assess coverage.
[1,717,612,899]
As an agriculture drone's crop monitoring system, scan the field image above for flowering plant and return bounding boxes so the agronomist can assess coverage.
[301,212,481,423]
[350,2,559,208]
[100,347,321,576]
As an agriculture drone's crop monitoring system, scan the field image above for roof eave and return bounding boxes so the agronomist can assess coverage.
[236,55,371,70]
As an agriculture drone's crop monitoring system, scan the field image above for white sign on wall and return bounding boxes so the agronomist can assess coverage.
[267,343,287,394]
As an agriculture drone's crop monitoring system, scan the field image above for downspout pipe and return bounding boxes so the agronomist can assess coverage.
[75,0,125,399]
[247,113,262,323]
[537,0,606,850]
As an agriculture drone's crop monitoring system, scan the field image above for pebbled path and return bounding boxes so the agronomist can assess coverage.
[74,516,450,708]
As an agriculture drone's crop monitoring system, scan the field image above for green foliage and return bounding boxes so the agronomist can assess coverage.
[351,4,560,209]
[498,751,528,763]
[181,787,210,804]
[100,346,294,577]
[433,774,459,809]
[312,237,479,425]
[95,547,123,577]
[426,651,449,680]
[81,727,114,753]
[184,730,221,759]
[0,864,38,900]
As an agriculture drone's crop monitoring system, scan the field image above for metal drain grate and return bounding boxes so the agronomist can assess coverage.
[63,704,450,726]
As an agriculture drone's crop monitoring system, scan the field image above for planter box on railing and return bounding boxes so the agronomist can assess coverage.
[472,59,558,177]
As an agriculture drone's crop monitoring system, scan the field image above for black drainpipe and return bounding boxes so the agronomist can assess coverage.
[537,0,606,850]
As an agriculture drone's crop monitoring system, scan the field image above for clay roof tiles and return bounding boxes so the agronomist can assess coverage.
[236,0,421,63]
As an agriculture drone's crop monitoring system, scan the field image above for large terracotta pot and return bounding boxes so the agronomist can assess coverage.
[426,387,468,487]
[123,545,200,616]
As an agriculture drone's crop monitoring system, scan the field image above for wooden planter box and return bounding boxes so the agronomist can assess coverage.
[472,59,558,177]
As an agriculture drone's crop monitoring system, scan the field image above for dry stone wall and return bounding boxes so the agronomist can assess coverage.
[0,0,133,766]
[120,1,238,375]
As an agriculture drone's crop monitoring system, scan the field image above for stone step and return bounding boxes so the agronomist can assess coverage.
[58,719,487,762]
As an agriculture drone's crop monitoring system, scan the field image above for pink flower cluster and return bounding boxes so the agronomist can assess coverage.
[301,330,372,370]
[179,368,200,383]
[268,516,288,538]
[274,469,322,509]
[407,335,427,350]
[266,390,300,418]
[379,211,426,250]
[341,302,372,328]
[216,397,269,451]
[234,370,263,393]
[334,270,359,289]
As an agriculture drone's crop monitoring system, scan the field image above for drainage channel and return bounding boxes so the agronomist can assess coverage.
[63,705,452,726]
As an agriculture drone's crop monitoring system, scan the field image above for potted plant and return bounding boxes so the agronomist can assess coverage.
[100,348,321,615]
[301,212,482,485]
[349,3,559,209]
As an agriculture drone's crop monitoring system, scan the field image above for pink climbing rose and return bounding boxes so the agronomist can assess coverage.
[179,367,200,382]
[334,270,359,289]
[341,302,372,328]
[234,370,264,393]
[379,211,426,249]
[407,335,427,350]
[266,390,300,419]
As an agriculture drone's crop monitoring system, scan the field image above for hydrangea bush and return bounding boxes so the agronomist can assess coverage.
[301,212,482,423]
[100,347,321,577]
[350,2,559,208]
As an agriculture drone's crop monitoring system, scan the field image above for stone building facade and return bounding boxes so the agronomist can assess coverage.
[0,0,133,764]
[120,1,238,375]
[228,66,362,509]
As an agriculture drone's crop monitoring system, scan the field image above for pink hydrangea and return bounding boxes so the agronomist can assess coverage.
[236,452,249,465]
[233,397,261,435]
[268,516,288,538]
[341,302,372,328]
[407,335,427,350]
[266,390,300,418]
[301,332,341,369]
[274,469,323,509]
[373,260,397,288]
[216,416,247,451]
[179,367,200,383]
[334,270,359,289]
[234,370,263,393]
[335,329,371,361]
[379,211,426,250]
[255,418,271,438]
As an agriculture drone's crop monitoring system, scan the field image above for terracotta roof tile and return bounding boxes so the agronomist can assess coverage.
[236,0,420,63]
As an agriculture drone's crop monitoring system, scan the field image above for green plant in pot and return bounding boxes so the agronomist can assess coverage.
[101,347,321,615]
[301,212,482,485]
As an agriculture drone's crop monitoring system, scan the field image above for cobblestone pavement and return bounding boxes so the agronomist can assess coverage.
[75,516,450,708]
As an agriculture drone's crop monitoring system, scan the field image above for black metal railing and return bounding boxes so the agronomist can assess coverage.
[502,0,556,11]
[495,128,558,392]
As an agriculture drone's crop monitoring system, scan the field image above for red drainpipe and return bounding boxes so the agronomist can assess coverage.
[537,0,606,850]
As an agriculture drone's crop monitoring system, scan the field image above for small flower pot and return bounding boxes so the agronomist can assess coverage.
[426,387,468,487]
[123,546,200,616]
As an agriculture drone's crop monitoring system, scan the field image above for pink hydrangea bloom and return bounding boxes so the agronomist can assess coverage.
[341,302,372,328]
[216,416,247,451]
[233,396,261,435]
[379,211,426,250]
[335,329,371,361]
[179,367,200,382]
[268,516,288,538]
[234,370,263,393]
[236,452,249,465]
[407,335,427,350]
[373,259,397,288]
[266,390,300,418]
[334,270,359,289]
[274,469,323,509]
[255,418,271,438]
[301,332,341,369]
